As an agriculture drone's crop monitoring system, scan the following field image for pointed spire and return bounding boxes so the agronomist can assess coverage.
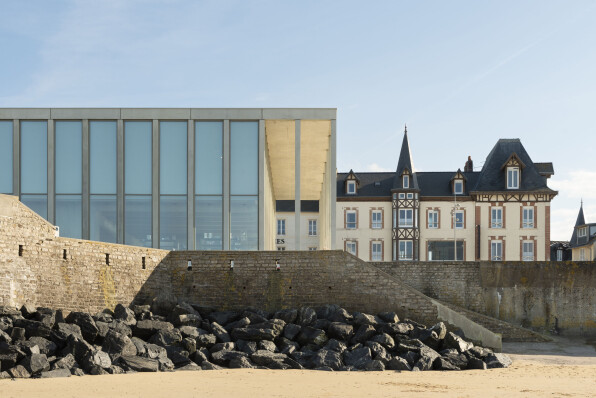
[575,201,585,227]
[393,127,417,189]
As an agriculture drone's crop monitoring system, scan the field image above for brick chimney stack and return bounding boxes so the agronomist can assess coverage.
[464,156,473,172]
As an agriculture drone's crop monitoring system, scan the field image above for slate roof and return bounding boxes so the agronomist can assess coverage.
[472,139,555,193]
[534,162,554,177]
[392,129,419,190]
[569,205,586,248]
[337,172,394,198]
[416,171,480,197]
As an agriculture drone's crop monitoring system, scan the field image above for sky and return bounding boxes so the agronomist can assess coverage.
[1,0,595,241]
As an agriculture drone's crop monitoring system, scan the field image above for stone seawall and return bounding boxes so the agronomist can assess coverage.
[372,261,596,337]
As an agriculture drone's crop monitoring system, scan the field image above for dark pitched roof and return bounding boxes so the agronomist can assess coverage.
[416,171,480,197]
[569,204,586,247]
[472,139,555,193]
[392,129,419,190]
[534,162,554,177]
[337,172,394,197]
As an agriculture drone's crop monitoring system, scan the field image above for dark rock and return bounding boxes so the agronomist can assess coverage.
[419,329,441,351]
[102,330,137,359]
[343,346,372,369]
[430,322,447,340]
[0,329,11,344]
[65,312,99,343]
[242,310,268,325]
[277,337,299,355]
[133,320,174,340]
[28,336,57,356]
[369,333,395,350]
[258,340,277,352]
[94,312,113,324]
[130,337,147,356]
[119,355,159,372]
[51,323,83,347]
[211,350,248,367]
[20,303,37,318]
[191,349,209,365]
[19,341,40,356]
[468,346,493,359]
[366,341,391,364]
[10,327,26,342]
[210,322,231,343]
[201,361,223,370]
[196,333,217,348]
[51,353,76,370]
[88,364,109,375]
[328,322,354,341]
[151,292,178,316]
[107,365,126,374]
[176,362,201,371]
[182,337,197,355]
[283,323,301,340]
[236,339,258,355]
[415,346,441,371]
[274,309,298,324]
[108,320,133,337]
[165,346,191,367]
[381,322,412,336]
[378,312,399,323]
[83,350,112,370]
[224,317,251,332]
[148,328,182,347]
[443,332,473,353]
[387,356,412,371]
[297,326,328,347]
[310,349,343,370]
[95,321,110,340]
[20,353,50,374]
[312,319,331,331]
[352,312,380,327]
[297,307,317,326]
[364,359,385,371]
[8,364,31,378]
[13,319,52,339]
[324,339,347,353]
[467,356,488,370]
[145,344,168,360]
[439,348,468,369]
[131,305,151,320]
[351,324,377,344]
[61,335,94,364]
[485,353,512,369]
[208,311,241,326]
[210,342,235,353]
[433,357,460,370]
[229,356,255,369]
[40,368,71,378]
[173,314,202,328]
[232,327,278,341]
[179,326,200,339]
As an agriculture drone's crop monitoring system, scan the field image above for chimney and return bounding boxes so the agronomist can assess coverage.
[464,156,473,172]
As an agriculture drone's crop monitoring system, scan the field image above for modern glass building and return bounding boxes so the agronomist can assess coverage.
[0,108,336,251]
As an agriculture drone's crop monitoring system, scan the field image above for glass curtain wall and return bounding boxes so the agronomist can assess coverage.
[90,121,117,243]
[230,121,258,250]
[159,121,187,250]
[124,121,152,247]
[0,121,12,194]
[55,121,82,238]
[195,121,223,250]
[20,121,48,219]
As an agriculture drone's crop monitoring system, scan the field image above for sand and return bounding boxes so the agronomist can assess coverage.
[2,337,595,398]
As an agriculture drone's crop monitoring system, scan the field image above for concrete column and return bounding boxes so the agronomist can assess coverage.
[295,119,301,250]
[117,119,124,244]
[187,120,195,250]
[152,119,159,248]
[82,119,90,240]
[223,120,230,250]
[47,120,55,223]
[258,119,265,250]
[12,120,19,196]
[330,119,337,249]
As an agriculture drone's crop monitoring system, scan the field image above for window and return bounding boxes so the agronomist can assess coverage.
[371,242,382,261]
[403,175,409,188]
[398,193,405,199]
[522,207,534,228]
[346,241,357,256]
[579,249,585,261]
[308,247,317,251]
[407,193,413,199]
[346,210,357,229]
[308,220,317,236]
[578,227,587,238]
[522,241,534,261]
[428,210,438,229]
[454,210,464,229]
[491,241,503,261]
[427,241,463,261]
[0,121,13,194]
[398,209,413,227]
[491,208,503,228]
[398,240,413,260]
[507,167,519,189]
[277,246,286,251]
[371,210,382,229]
[454,180,463,194]
[277,219,286,236]
[556,249,563,261]
[346,180,356,195]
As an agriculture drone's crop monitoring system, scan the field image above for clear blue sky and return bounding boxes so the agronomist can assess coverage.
[1,0,595,240]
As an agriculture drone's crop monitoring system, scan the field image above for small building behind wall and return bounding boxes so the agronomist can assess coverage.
[0,108,336,251]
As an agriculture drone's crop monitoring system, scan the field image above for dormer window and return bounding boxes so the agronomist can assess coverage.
[346,180,356,195]
[403,175,409,188]
[453,180,463,195]
[578,227,587,238]
[507,167,519,189]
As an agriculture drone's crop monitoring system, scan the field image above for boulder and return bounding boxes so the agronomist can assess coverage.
[20,353,50,374]
[133,320,174,340]
[387,356,412,371]
[179,326,201,339]
[83,350,112,370]
[211,350,248,367]
[145,344,168,360]
[51,323,83,347]
[328,322,354,341]
[236,339,258,355]
[258,340,277,352]
[283,323,301,340]
[113,304,137,326]
[196,334,217,348]
[210,322,231,343]
[352,312,380,327]
[324,339,347,353]
[231,327,278,341]
[251,350,302,369]
[151,292,178,316]
[433,357,460,370]
[0,329,11,344]
[119,355,159,372]
[51,353,76,370]
[369,333,395,350]
[310,349,343,370]
[210,342,235,354]
[274,309,298,324]
[364,359,385,371]
[165,346,192,368]
[224,317,251,332]
[296,326,328,347]
[102,330,137,358]
[430,322,447,340]
[60,335,94,364]
[148,328,183,347]
[10,327,26,342]
[208,311,241,326]
[8,364,31,378]
[485,353,512,369]
[443,332,473,353]
[378,312,399,323]
[65,312,99,343]
[182,337,197,355]
[297,307,317,326]
[351,324,377,344]
[343,347,372,369]
[467,356,488,370]
[415,346,441,371]
[40,368,71,378]
[201,361,223,370]
[382,322,412,336]
[229,356,255,369]
[29,336,57,356]
[13,319,52,339]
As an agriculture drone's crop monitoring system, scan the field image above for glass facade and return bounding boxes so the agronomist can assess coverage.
[90,195,117,243]
[125,195,152,247]
[20,121,47,220]
[230,196,258,251]
[21,195,47,220]
[56,195,82,239]
[55,121,82,238]
[160,196,187,250]
[0,121,12,194]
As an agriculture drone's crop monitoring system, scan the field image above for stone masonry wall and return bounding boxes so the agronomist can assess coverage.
[373,261,596,337]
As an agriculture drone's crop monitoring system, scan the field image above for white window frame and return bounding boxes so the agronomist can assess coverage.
[507,167,519,189]
[398,193,405,199]
[308,219,317,236]
[277,219,286,236]
[346,180,356,195]
[406,193,413,199]
[454,180,463,194]
[556,249,563,261]
[428,210,439,229]
[371,210,382,229]
[398,209,413,227]
[522,241,534,261]
[491,241,503,261]
[403,175,409,188]
[454,210,464,229]
[579,248,585,261]
[371,242,383,261]
[522,207,534,228]
[346,241,357,256]
[346,210,357,230]
[578,227,587,238]
[398,240,413,260]
[491,207,503,228]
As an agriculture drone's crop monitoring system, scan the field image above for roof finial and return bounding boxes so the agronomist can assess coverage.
[581,198,583,208]
[404,123,407,134]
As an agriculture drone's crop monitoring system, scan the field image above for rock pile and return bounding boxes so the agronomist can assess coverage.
[0,300,511,378]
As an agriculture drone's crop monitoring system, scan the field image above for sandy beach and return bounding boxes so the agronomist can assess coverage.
[2,337,595,398]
